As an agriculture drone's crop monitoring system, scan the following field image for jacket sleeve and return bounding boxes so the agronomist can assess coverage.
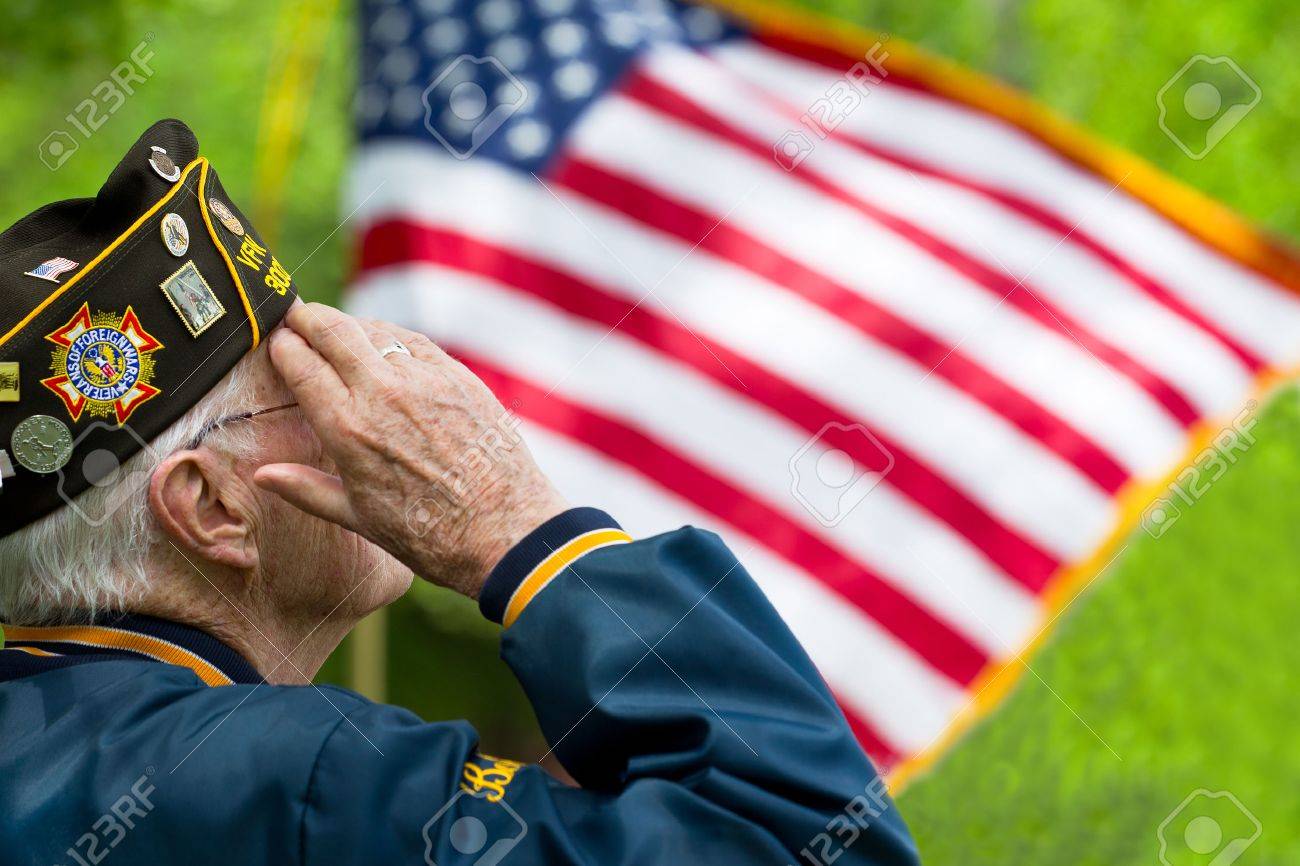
[302,508,919,866]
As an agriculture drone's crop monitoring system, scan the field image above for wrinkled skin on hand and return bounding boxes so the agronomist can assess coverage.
[253,303,568,598]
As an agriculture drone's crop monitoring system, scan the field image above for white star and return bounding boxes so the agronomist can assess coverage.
[629,0,669,17]
[682,6,725,40]
[553,60,599,99]
[423,18,468,54]
[534,0,575,15]
[507,119,552,158]
[487,34,531,70]
[416,0,457,17]
[447,80,490,122]
[543,19,588,57]
[389,85,426,124]
[495,79,533,111]
[476,0,521,34]
[354,84,389,127]
[601,13,643,48]
[429,55,475,91]
[623,0,681,41]
[440,104,479,135]
[370,7,412,44]
[379,47,420,85]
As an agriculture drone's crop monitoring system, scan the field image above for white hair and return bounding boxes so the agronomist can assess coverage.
[0,352,267,625]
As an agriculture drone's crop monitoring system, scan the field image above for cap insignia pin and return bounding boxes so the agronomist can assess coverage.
[10,414,73,475]
[160,212,189,257]
[40,303,164,424]
[0,362,18,402]
[207,197,245,237]
[23,256,79,283]
[148,146,180,182]
[160,260,226,338]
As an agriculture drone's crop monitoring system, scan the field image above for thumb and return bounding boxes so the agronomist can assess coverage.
[254,463,358,529]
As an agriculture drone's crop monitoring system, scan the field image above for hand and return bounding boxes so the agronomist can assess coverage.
[252,303,568,598]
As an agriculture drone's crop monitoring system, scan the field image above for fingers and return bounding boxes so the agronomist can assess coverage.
[267,327,347,423]
[357,320,412,359]
[285,303,388,387]
[358,318,448,364]
[253,463,358,530]
[356,319,495,406]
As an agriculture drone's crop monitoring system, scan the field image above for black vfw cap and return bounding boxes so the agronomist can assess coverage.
[0,119,298,537]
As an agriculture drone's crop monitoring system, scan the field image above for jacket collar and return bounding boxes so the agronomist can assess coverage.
[0,612,263,686]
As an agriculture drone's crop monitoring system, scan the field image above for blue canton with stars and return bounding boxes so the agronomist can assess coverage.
[358,0,745,173]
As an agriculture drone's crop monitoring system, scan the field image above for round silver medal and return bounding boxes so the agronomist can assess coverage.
[149,146,180,182]
[10,414,73,474]
[160,212,189,256]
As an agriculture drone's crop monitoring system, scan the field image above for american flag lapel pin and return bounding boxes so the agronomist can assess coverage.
[24,256,79,283]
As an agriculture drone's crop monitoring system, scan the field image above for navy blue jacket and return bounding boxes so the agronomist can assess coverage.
[0,508,918,865]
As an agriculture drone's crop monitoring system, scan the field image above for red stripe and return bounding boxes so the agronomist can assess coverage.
[458,351,988,686]
[360,219,1060,591]
[705,50,1265,374]
[751,30,1300,298]
[621,70,1201,428]
[547,155,1129,496]
[833,133,1263,374]
[835,696,900,770]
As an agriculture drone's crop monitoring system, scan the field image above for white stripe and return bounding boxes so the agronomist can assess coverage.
[349,145,1114,560]
[713,42,1300,367]
[351,264,1047,652]
[638,45,1255,424]
[567,92,1188,477]
[519,420,971,752]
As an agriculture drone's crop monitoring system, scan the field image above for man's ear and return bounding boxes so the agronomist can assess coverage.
[148,450,258,571]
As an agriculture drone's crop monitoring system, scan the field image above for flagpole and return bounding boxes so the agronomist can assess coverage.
[349,608,388,702]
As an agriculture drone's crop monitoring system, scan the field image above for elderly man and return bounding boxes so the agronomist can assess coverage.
[0,122,917,865]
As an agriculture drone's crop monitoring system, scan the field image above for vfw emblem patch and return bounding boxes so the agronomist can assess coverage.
[41,303,163,424]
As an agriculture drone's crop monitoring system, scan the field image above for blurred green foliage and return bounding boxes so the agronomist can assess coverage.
[1,0,1296,862]
[901,385,1300,864]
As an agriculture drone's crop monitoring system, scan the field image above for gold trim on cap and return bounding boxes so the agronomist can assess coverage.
[0,156,264,352]
[196,161,261,347]
[0,158,204,350]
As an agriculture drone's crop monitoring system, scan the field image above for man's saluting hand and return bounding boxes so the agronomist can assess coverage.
[254,302,568,598]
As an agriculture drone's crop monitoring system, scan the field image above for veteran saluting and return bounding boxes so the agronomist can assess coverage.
[0,121,917,866]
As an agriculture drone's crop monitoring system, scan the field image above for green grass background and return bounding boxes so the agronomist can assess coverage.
[1,0,1297,862]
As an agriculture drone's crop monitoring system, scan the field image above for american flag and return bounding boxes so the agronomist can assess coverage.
[346,0,1300,781]
[24,256,79,283]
